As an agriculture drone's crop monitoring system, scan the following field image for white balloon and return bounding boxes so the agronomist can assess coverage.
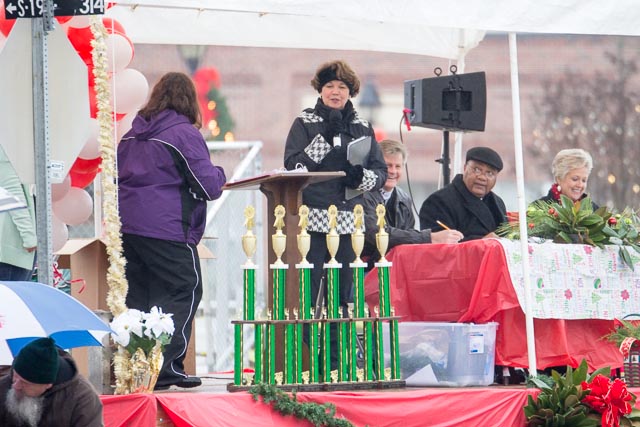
[116,112,136,141]
[66,15,91,28]
[78,119,101,159]
[53,187,93,226]
[110,68,149,115]
[52,215,69,253]
[105,33,134,74]
[51,174,71,202]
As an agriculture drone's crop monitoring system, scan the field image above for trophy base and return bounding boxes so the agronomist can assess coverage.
[226,379,405,393]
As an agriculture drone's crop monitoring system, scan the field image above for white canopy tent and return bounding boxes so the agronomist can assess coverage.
[107,0,640,373]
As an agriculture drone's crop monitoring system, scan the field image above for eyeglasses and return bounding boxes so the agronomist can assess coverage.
[470,166,497,179]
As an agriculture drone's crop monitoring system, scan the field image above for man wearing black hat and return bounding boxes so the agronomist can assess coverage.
[0,337,103,427]
[419,146,507,241]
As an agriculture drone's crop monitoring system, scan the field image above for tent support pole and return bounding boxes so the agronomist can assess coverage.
[509,32,537,375]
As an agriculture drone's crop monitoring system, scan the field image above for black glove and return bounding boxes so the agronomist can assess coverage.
[344,164,364,189]
[323,145,349,170]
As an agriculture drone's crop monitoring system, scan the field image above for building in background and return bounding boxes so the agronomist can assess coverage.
[130,34,640,210]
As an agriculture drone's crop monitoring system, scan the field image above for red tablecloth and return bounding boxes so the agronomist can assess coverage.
[364,239,623,371]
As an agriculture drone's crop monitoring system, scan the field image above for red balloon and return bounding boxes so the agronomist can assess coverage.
[56,16,73,25]
[102,17,125,35]
[70,169,99,189]
[67,26,94,65]
[71,157,102,174]
[0,0,16,37]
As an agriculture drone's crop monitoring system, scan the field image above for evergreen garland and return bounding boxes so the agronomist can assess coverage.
[249,383,356,427]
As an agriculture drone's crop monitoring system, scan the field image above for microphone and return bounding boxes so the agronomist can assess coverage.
[329,109,343,147]
[329,108,342,123]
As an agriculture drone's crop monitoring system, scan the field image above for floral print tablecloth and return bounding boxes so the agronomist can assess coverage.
[498,239,640,319]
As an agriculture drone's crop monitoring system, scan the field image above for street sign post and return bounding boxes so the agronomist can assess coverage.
[4,0,105,19]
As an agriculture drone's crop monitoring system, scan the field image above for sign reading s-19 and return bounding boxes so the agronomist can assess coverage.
[4,0,105,19]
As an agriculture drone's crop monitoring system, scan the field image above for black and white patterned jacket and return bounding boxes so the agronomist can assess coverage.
[284,99,387,234]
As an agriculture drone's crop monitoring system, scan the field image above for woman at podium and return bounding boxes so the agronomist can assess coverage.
[284,60,387,367]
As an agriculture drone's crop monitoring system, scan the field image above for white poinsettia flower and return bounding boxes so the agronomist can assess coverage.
[143,306,175,339]
[110,309,145,344]
[110,321,131,347]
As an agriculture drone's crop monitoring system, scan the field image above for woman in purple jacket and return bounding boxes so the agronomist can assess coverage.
[118,72,226,390]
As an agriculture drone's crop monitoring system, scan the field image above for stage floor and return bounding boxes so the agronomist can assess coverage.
[102,374,543,427]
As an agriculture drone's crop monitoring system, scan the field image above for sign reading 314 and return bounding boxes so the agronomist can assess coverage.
[4,0,105,19]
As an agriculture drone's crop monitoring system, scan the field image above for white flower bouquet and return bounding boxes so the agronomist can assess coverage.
[110,306,175,356]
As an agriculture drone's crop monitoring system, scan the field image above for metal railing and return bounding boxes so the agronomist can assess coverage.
[196,141,266,374]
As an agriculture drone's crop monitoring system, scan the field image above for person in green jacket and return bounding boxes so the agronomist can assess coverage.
[0,145,36,281]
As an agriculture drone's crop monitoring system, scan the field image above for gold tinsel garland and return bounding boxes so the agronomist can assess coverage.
[89,17,128,316]
[89,17,130,393]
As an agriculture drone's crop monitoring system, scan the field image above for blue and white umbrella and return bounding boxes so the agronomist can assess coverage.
[0,281,111,364]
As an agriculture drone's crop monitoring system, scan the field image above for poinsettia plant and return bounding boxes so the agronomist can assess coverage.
[110,306,174,356]
[497,196,640,270]
[524,359,640,427]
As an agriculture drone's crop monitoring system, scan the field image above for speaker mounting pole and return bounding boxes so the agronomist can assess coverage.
[435,130,451,185]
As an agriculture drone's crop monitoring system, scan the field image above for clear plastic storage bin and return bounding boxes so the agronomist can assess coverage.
[385,322,498,387]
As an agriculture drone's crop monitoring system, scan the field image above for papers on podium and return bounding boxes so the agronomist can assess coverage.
[0,186,26,213]
[345,135,371,200]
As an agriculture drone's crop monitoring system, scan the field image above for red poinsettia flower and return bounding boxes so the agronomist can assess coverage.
[581,375,633,427]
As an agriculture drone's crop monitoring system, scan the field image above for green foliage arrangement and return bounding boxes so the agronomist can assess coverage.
[524,360,640,427]
[249,383,355,427]
[604,317,640,347]
[497,196,640,270]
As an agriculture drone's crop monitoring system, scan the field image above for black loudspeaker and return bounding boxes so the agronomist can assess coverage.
[404,71,486,132]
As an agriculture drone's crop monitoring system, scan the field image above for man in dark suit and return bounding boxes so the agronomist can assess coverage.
[419,146,507,241]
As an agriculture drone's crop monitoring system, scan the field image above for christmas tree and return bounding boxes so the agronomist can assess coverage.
[206,85,235,141]
[193,67,235,141]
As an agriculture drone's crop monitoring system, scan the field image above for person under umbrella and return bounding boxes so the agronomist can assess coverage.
[0,337,103,427]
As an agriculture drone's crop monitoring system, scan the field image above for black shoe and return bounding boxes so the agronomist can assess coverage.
[154,384,171,391]
[175,376,202,388]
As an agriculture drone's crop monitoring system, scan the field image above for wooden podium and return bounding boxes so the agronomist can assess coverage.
[223,171,344,371]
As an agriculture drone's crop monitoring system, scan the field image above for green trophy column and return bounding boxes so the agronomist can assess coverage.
[390,309,401,380]
[254,322,263,383]
[374,307,385,381]
[238,206,258,385]
[310,319,319,383]
[265,312,276,384]
[324,205,341,381]
[296,205,313,384]
[350,205,367,382]
[364,308,374,381]
[284,309,294,384]
[271,205,288,320]
[233,322,243,385]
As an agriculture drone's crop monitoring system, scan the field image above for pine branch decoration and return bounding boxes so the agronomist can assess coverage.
[249,383,357,427]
